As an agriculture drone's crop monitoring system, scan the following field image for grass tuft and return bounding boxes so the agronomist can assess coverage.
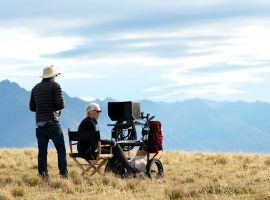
[200,184,253,195]
[69,170,83,185]
[49,178,75,194]
[0,190,13,200]
[10,186,25,197]
[165,186,198,199]
[264,158,270,166]
[22,175,42,187]
[179,177,195,184]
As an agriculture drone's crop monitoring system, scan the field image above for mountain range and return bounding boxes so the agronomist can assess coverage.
[1,79,270,152]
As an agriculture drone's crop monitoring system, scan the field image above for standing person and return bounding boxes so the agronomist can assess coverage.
[78,103,138,174]
[29,65,68,179]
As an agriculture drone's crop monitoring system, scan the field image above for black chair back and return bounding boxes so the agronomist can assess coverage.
[68,130,101,143]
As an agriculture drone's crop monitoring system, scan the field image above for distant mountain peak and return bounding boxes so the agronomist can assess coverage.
[0,79,14,85]
[0,79,28,93]
[1,79,20,87]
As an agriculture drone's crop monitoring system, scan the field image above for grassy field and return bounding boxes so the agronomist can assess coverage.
[1,149,270,200]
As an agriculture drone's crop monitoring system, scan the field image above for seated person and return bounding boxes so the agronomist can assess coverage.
[77,102,137,173]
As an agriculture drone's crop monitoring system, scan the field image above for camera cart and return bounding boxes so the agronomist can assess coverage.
[105,101,164,179]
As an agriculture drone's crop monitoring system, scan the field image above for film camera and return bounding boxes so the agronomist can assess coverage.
[108,101,153,150]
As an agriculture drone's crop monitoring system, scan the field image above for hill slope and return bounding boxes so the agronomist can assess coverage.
[1,149,270,200]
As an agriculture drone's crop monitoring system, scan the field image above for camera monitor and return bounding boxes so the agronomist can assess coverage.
[108,101,140,121]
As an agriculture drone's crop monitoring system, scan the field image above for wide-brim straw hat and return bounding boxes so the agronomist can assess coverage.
[40,65,61,78]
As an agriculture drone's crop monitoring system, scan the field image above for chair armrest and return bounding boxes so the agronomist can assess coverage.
[96,141,113,158]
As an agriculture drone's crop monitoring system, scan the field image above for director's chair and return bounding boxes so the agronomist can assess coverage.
[68,129,113,176]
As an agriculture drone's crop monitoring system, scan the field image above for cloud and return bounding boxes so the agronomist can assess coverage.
[149,84,249,101]
[0,28,83,60]
[143,63,270,100]
[61,72,106,79]
[42,16,270,61]
[2,1,270,36]
[80,96,97,102]
[1,0,270,102]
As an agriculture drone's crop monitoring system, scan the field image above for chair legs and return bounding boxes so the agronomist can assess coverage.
[72,157,109,176]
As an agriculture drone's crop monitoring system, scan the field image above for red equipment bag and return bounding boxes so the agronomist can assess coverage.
[147,121,163,153]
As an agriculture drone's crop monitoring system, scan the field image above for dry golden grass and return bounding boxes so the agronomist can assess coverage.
[1,149,270,199]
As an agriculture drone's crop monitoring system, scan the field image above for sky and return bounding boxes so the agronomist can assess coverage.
[1,0,270,102]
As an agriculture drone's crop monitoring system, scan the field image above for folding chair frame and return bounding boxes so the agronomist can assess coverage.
[68,129,113,176]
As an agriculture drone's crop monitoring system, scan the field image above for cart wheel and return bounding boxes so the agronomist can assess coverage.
[146,158,163,179]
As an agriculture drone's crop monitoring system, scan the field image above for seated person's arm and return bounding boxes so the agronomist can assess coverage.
[100,139,115,146]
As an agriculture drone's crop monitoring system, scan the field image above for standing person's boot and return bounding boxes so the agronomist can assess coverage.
[60,173,68,179]
[39,172,49,181]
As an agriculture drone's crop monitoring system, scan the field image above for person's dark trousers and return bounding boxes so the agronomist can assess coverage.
[100,141,132,171]
[36,122,68,176]
[112,144,132,171]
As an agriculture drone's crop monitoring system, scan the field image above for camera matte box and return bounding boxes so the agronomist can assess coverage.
[108,101,140,121]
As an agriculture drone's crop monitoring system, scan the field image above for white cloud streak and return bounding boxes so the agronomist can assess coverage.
[1,1,270,102]
[0,28,83,60]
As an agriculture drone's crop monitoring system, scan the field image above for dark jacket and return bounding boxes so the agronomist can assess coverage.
[29,78,64,123]
[77,117,100,155]
[77,118,129,169]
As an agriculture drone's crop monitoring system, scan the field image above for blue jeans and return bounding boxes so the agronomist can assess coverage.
[36,123,68,176]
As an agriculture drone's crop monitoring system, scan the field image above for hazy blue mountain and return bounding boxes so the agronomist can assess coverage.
[141,99,270,152]
[0,80,113,147]
[1,79,270,152]
[0,80,35,146]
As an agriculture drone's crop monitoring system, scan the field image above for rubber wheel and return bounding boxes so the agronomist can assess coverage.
[146,158,163,179]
